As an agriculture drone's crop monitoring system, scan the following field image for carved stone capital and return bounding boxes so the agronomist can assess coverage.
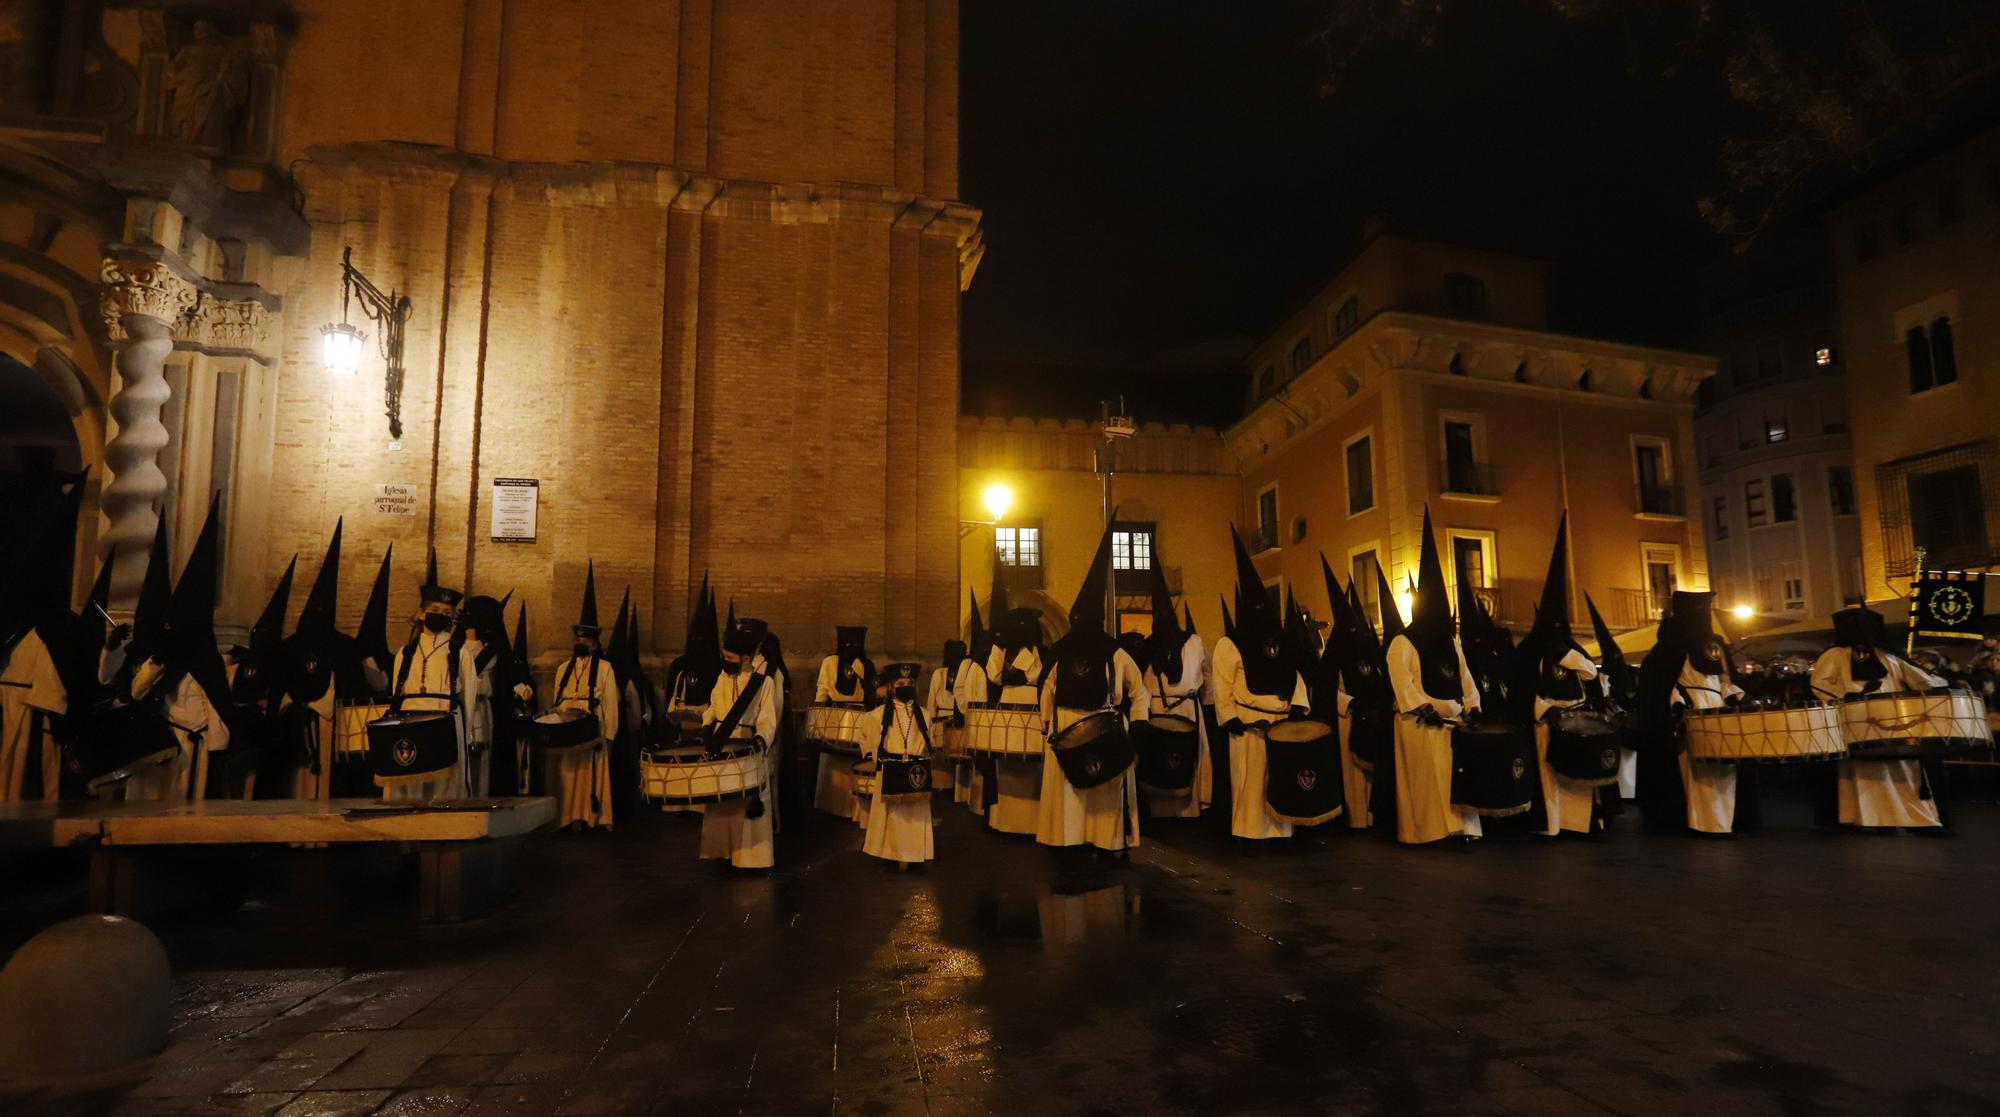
[100,257,199,337]
[188,297,270,349]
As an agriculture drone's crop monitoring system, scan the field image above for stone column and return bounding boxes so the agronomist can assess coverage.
[98,258,197,609]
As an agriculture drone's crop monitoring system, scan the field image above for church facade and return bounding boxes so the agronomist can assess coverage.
[0,0,981,665]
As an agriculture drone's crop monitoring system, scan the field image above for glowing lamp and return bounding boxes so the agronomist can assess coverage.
[1393,591,1414,624]
[983,482,1013,523]
[320,321,365,379]
[1731,604,1756,620]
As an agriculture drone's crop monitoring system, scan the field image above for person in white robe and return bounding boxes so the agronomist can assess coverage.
[700,617,779,868]
[1134,562,1208,819]
[811,626,874,819]
[951,637,992,812]
[1387,511,1486,844]
[923,639,971,800]
[1,628,67,801]
[861,662,935,866]
[984,608,1046,835]
[120,659,229,801]
[378,586,481,801]
[1636,590,1748,834]
[547,624,619,829]
[1516,517,1613,837]
[1215,531,1311,841]
[1810,606,1945,830]
[1322,569,1394,831]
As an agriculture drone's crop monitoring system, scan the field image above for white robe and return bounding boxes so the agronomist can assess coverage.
[984,645,1044,834]
[1673,663,1745,833]
[1142,633,1211,819]
[383,633,480,801]
[1811,649,1944,829]
[922,662,966,796]
[812,654,869,817]
[546,655,618,828]
[124,671,229,802]
[1388,634,1484,844]
[1,630,66,802]
[859,699,935,863]
[1035,648,1149,850]
[461,642,498,798]
[1213,636,1311,841]
[1533,648,1609,836]
[950,658,990,811]
[699,662,779,868]
[1332,686,1374,829]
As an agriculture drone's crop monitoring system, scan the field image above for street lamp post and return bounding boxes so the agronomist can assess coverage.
[320,245,414,441]
[1096,399,1136,636]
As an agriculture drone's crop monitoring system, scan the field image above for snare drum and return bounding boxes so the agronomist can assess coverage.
[1546,709,1626,786]
[1133,714,1199,791]
[1683,703,1844,763]
[966,702,1045,757]
[806,703,869,755]
[1840,688,1989,759]
[335,702,389,756]
[1049,710,1134,790]
[854,755,932,799]
[1449,721,1538,818]
[1262,717,1344,825]
[533,708,602,752]
[645,740,769,806]
[366,711,459,781]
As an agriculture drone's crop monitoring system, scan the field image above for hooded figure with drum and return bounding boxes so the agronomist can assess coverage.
[1135,549,1209,819]
[1518,515,1622,836]
[1321,559,1391,831]
[1811,604,1956,830]
[1636,590,1754,834]
[945,590,994,813]
[1212,528,1320,841]
[697,616,781,868]
[538,562,620,829]
[978,595,1048,836]
[858,661,937,866]
[1035,519,1149,852]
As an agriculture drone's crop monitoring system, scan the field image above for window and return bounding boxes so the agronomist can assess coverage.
[1821,396,1848,434]
[1853,223,1879,263]
[1257,365,1275,398]
[1771,472,1797,523]
[1345,434,1375,514]
[1938,182,1963,226]
[1745,479,1768,527]
[1894,203,1918,246]
[1712,496,1728,541]
[1444,273,1489,317]
[1828,465,1856,516]
[1756,339,1782,380]
[1289,337,1313,376]
[1642,545,1680,619]
[1448,532,1497,617]
[1110,524,1154,571]
[1736,416,1757,451]
[1781,561,1806,611]
[995,525,1041,567]
[1815,346,1836,367]
[1907,326,1935,393]
[1931,317,1958,386]
[1255,485,1279,551]
[1334,295,1359,338]
[1441,416,1490,495]
[1764,410,1788,444]
[1633,438,1677,515]
[1909,465,1988,570]
[1350,549,1383,630]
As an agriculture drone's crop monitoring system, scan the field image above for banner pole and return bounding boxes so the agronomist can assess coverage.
[1907,546,1926,658]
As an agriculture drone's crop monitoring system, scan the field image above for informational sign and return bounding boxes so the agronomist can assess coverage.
[372,483,417,516]
[491,477,539,543]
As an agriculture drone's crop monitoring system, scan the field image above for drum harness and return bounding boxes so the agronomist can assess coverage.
[1052,656,1137,848]
[392,634,467,796]
[553,651,609,813]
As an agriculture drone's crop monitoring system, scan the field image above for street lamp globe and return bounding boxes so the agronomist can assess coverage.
[320,321,365,379]
[1731,603,1756,620]
[982,481,1013,523]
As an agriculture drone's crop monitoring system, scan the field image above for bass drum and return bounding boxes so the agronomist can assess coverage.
[1049,710,1134,790]
[1546,709,1625,786]
[1133,714,1198,791]
[1346,701,1393,772]
[1449,720,1537,818]
[1263,717,1344,826]
[366,711,459,781]
[75,702,182,795]
[533,708,602,753]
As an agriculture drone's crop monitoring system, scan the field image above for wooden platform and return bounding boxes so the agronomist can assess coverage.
[0,797,556,922]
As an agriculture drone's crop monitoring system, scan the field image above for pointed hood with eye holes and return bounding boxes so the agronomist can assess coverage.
[1230,527,1296,698]
[1637,590,1728,732]
[167,493,232,715]
[358,544,393,670]
[966,587,989,662]
[573,560,601,638]
[1404,507,1463,702]
[1516,514,1583,710]
[248,556,295,665]
[1067,516,1117,637]
[1045,519,1120,709]
[1584,592,1635,706]
[295,518,342,640]
[1373,559,1404,645]
[1145,545,1184,675]
[1219,595,1235,643]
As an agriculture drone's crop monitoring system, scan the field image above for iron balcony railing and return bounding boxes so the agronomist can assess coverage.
[1441,459,1499,497]
[1635,482,1684,517]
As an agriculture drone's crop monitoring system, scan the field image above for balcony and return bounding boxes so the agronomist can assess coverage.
[1441,460,1500,500]
[1609,587,1665,631]
[1249,522,1279,554]
[1635,482,1684,518]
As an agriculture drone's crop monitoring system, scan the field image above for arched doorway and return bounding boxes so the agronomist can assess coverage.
[1,353,89,609]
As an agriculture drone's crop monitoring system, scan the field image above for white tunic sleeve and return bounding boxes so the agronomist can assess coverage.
[1389,635,1461,719]
[1114,649,1151,723]
[1209,638,1242,724]
[1809,649,1849,701]
[954,660,989,707]
[8,633,67,715]
[594,661,621,742]
[814,656,840,702]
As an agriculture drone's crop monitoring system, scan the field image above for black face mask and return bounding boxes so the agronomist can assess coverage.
[893,684,917,703]
[423,613,453,634]
[573,642,593,658]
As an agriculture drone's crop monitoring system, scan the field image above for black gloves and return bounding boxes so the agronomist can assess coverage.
[1222,718,1245,735]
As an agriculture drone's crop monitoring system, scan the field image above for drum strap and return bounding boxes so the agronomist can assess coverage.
[392,639,461,714]
[711,669,767,743]
[554,654,602,713]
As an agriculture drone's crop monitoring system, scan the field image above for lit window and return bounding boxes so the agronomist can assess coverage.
[1256,488,1279,549]
[1815,347,1835,367]
[1764,413,1788,443]
[1111,528,1154,571]
[995,526,1040,568]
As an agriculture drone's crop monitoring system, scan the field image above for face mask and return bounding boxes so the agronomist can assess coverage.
[573,642,593,658]
[893,684,917,703]
[424,613,453,634]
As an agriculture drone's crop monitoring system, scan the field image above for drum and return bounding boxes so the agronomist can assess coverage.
[1347,702,1392,772]
[1683,703,1845,763]
[1449,721,1538,817]
[854,755,932,799]
[1133,714,1199,791]
[965,702,1045,757]
[1262,717,1344,825]
[645,740,769,806]
[938,722,971,758]
[1546,709,1625,786]
[365,711,459,780]
[1839,687,1989,759]
[805,703,868,755]
[533,708,602,752]
[76,703,181,794]
[335,702,388,756]
[1049,710,1134,790]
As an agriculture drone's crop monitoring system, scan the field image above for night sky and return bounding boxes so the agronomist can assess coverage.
[960,1,1740,378]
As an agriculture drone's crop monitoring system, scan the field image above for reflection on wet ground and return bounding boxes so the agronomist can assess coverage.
[5,790,2000,1115]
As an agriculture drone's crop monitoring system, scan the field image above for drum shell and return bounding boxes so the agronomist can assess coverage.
[1049,710,1134,789]
[1546,710,1625,785]
[868,755,933,798]
[1133,714,1199,791]
[1449,722,1537,817]
[366,712,459,779]
[1839,688,1989,759]
[644,742,768,805]
[805,703,868,754]
[1262,718,1343,825]
[532,709,602,752]
[77,704,182,791]
[1346,702,1392,772]
[965,702,1046,757]
[1683,704,1844,763]
[335,702,389,756]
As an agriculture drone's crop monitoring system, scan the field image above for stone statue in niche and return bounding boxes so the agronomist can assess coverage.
[0,0,53,113]
[165,19,248,147]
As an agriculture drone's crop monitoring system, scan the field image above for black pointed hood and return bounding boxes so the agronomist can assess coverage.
[296,518,342,639]
[1583,592,1632,701]
[512,599,531,670]
[87,545,116,615]
[167,494,230,707]
[1373,559,1404,644]
[1069,516,1117,635]
[1231,527,1270,630]
[574,560,601,637]
[251,555,296,655]
[1182,601,1197,639]
[988,555,1012,635]
[1144,549,1185,674]
[1405,507,1463,700]
[132,514,174,652]
[358,545,392,667]
[607,587,633,686]
[1219,595,1235,642]
[1231,528,1295,697]
[967,587,989,660]
[1528,513,1574,650]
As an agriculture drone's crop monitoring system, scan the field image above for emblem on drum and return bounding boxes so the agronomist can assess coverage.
[909,762,930,789]
[1297,769,1317,791]
[1600,748,1617,770]
[1082,757,1103,778]
[1167,752,1186,769]
[1929,584,1975,626]
[1510,757,1526,780]
[392,738,418,767]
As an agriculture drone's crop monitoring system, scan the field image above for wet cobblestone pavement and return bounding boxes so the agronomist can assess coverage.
[4,788,1999,1116]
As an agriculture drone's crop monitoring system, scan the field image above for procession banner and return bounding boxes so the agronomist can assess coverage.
[1911,570,1985,641]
